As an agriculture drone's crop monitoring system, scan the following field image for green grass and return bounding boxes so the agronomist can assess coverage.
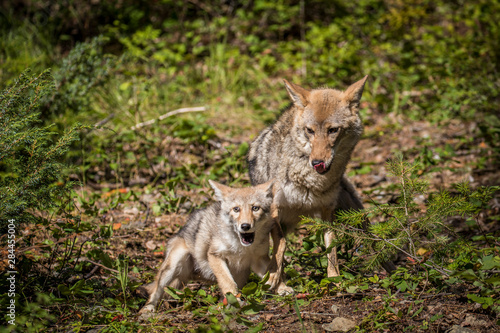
[0,21,54,87]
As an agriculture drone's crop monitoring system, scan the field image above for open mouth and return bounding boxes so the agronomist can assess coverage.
[239,232,255,246]
[313,162,329,174]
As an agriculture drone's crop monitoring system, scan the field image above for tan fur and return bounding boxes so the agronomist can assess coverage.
[139,180,290,314]
[248,76,394,283]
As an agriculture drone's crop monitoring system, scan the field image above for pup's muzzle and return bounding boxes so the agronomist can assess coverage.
[239,223,255,246]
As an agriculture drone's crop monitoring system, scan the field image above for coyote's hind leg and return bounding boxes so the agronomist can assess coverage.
[139,238,191,313]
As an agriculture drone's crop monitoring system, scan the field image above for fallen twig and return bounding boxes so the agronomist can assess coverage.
[299,312,335,316]
[95,113,115,127]
[78,257,120,274]
[84,265,100,279]
[131,106,206,130]
[419,292,454,299]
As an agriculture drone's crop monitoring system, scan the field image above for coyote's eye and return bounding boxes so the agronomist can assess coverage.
[328,127,339,134]
[252,206,260,212]
[233,207,240,213]
[306,127,315,135]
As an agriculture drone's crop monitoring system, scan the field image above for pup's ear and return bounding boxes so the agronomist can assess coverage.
[284,79,310,108]
[257,179,275,198]
[343,75,368,110]
[208,180,231,202]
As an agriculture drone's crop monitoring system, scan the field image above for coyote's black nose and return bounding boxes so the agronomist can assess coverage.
[311,160,324,166]
[241,223,251,231]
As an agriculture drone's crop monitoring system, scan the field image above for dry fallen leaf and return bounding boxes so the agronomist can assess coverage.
[417,248,428,255]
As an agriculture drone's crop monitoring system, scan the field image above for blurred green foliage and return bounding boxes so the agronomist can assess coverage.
[2,1,499,153]
[1,0,499,126]
[48,36,115,122]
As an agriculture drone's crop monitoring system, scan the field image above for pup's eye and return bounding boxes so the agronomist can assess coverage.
[252,206,260,212]
[328,127,339,134]
[306,127,315,135]
[233,207,240,213]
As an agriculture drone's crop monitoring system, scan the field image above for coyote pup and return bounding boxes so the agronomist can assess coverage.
[248,76,394,284]
[139,180,288,313]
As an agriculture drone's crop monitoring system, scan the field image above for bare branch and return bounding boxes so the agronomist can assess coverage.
[130,106,207,130]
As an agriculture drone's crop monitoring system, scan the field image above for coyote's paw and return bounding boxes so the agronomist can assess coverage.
[266,272,281,290]
[276,283,294,296]
[138,304,155,314]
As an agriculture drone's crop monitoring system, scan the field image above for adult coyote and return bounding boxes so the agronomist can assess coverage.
[248,76,394,286]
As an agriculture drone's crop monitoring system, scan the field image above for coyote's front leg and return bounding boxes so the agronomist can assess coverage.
[321,208,341,278]
[207,251,247,306]
[324,230,340,277]
[267,204,293,295]
[207,252,238,296]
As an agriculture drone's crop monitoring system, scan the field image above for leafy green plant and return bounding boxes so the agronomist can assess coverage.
[153,281,266,332]
[114,257,130,313]
[0,20,53,87]
[455,251,500,314]
[305,154,498,275]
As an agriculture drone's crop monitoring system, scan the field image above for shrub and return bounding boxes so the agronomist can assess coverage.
[47,35,115,122]
[0,70,86,226]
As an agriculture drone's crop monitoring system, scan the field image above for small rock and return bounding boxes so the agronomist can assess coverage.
[323,317,356,332]
[330,304,339,314]
[123,207,139,215]
[463,314,489,327]
[141,194,156,203]
[414,194,426,205]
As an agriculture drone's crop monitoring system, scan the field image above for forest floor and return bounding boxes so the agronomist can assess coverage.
[14,109,500,332]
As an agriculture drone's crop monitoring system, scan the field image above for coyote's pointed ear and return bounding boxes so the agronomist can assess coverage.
[257,179,275,198]
[208,180,230,202]
[284,80,310,108]
[343,75,368,110]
